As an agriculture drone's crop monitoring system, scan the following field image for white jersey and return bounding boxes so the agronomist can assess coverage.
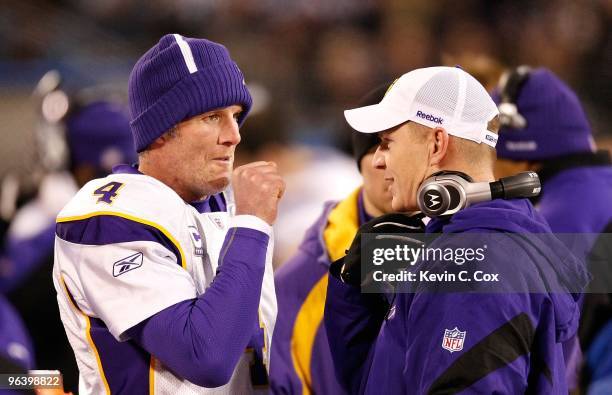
[52,171,277,394]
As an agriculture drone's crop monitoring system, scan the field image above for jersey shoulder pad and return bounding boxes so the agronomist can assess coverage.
[57,173,186,228]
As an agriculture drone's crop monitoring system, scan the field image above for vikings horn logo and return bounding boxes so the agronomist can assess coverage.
[188,225,204,257]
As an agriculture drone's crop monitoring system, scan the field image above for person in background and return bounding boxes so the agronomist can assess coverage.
[0,83,136,392]
[442,52,505,92]
[492,66,612,394]
[236,87,362,267]
[270,83,404,394]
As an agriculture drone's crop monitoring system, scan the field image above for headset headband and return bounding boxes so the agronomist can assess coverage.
[500,65,532,105]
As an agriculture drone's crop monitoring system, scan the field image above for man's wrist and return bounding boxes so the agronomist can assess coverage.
[229,215,273,236]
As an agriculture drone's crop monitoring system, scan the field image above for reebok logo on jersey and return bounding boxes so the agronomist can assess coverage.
[416,110,443,124]
[113,252,143,277]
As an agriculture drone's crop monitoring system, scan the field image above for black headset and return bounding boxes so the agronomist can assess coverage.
[497,65,532,129]
[417,171,542,217]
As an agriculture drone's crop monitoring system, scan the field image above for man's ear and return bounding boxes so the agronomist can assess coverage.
[429,127,449,166]
[149,127,178,150]
[147,137,166,150]
[527,161,542,172]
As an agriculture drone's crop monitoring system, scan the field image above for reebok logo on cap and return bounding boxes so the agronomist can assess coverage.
[344,67,499,148]
[505,141,537,151]
[416,110,443,125]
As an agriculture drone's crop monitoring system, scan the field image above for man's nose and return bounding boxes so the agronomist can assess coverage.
[220,121,241,146]
[372,147,386,169]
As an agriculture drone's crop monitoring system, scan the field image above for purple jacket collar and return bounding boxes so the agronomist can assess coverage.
[426,198,551,234]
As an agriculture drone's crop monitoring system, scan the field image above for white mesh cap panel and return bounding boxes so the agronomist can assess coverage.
[413,69,459,117]
[462,72,498,124]
[344,66,499,146]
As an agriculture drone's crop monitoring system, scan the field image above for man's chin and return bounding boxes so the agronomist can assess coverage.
[390,198,405,212]
[202,177,230,196]
[391,196,417,213]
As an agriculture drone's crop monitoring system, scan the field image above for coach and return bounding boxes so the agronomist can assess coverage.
[324,67,589,394]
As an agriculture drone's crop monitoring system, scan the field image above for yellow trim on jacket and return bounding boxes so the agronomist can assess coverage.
[290,187,361,394]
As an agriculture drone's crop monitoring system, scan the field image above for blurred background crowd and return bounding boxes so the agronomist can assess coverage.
[0,0,611,393]
[2,0,612,187]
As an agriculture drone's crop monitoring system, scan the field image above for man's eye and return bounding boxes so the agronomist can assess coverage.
[233,112,242,122]
[205,114,220,122]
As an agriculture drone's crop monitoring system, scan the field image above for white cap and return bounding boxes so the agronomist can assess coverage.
[344,66,500,147]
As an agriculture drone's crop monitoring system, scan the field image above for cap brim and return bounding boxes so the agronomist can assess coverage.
[344,103,410,134]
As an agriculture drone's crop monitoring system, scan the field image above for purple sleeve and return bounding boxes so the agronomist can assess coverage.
[126,227,269,388]
[323,274,387,394]
[0,296,35,370]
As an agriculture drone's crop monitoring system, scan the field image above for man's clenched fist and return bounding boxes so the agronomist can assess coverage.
[233,161,285,225]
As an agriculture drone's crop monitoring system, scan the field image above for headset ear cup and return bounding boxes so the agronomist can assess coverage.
[498,65,531,129]
[417,182,451,217]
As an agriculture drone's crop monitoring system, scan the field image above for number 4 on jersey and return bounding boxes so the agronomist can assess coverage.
[93,181,124,204]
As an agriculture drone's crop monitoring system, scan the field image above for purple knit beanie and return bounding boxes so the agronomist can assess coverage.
[492,68,594,161]
[66,101,136,169]
[128,34,253,152]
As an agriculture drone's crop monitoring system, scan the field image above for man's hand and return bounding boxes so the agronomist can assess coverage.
[330,213,427,288]
[233,161,285,225]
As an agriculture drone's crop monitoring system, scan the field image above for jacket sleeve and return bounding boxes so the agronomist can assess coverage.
[323,273,388,394]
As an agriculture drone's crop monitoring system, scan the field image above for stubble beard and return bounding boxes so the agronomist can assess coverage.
[203,177,230,196]
[191,166,232,200]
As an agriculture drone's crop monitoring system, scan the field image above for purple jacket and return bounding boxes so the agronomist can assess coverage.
[535,158,612,390]
[0,295,34,371]
[538,163,612,234]
[325,198,588,394]
[271,189,369,394]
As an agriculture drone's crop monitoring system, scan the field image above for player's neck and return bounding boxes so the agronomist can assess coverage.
[138,161,202,202]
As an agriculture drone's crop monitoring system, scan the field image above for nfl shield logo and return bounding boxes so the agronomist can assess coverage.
[442,327,466,353]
